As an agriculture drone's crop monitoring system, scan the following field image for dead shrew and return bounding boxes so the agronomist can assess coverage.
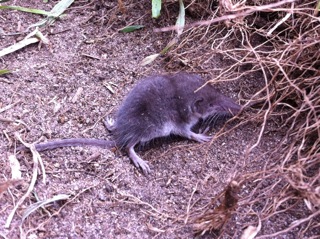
[18,72,241,174]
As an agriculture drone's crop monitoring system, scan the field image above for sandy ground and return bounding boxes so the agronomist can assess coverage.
[0,1,318,238]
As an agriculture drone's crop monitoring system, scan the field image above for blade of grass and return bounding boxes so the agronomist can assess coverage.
[160,37,178,55]
[21,194,70,222]
[0,69,10,75]
[176,0,185,36]
[0,38,39,57]
[0,0,75,17]
[141,0,185,65]
[5,133,44,228]
[1,0,75,34]
[48,0,74,18]
[28,0,75,29]
[0,28,48,57]
[0,5,50,15]
[120,25,144,33]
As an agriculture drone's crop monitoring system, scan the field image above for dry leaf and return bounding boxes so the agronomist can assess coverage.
[9,154,22,179]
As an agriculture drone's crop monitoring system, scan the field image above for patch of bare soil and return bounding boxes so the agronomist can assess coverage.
[0,1,318,238]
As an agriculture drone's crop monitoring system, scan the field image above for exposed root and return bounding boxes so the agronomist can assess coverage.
[183,0,319,237]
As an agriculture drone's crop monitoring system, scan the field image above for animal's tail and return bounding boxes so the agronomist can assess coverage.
[17,138,116,152]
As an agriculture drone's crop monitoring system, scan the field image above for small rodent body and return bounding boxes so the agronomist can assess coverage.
[22,73,241,174]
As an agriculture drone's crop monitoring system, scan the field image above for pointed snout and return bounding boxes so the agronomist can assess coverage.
[222,97,241,116]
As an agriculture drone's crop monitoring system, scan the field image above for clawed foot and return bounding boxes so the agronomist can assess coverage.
[128,146,151,174]
[104,117,116,132]
[131,157,151,175]
[190,132,212,143]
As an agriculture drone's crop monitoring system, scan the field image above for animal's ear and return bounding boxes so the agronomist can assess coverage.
[192,97,204,113]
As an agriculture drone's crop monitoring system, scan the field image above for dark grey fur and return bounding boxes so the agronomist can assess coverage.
[19,73,241,174]
[106,73,240,173]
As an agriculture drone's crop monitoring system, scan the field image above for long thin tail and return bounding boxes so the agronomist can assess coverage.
[17,138,116,152]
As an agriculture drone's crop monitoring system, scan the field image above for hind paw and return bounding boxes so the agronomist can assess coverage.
[133,158,151,175]
[128,146,151,174]
[104,117,116,131]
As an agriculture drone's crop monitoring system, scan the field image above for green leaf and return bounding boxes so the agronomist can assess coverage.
[0,0,74,19]
[0,69,10,75]
[0,5,51,15]
[120,25,144,33]
[152,0,161,19]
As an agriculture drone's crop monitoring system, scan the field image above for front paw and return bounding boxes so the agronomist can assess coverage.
[190,132,212,143]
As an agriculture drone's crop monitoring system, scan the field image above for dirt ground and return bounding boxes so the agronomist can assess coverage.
[0,1,318,238]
